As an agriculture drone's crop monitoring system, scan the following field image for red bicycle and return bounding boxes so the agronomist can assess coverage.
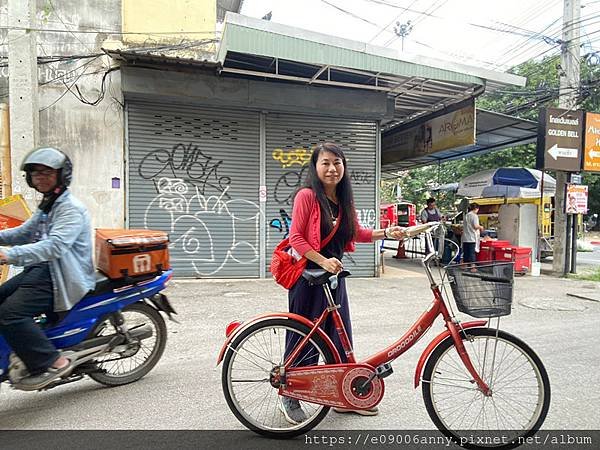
[218,223,550,448]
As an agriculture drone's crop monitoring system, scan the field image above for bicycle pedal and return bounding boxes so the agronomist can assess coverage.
[375,363,393,379]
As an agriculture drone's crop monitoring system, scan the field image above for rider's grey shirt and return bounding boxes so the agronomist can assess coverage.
[0,190,95,311]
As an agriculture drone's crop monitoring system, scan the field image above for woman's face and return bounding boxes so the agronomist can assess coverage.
[315,150,344,190]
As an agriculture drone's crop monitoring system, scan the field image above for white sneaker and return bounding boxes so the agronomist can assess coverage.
[279,397,308,424]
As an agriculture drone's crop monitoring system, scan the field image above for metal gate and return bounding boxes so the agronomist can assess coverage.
[265,113,378,277]
[127,100,260,277]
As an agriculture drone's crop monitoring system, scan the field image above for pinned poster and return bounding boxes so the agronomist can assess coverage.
[565,184,588,215]
[0,194,32,282]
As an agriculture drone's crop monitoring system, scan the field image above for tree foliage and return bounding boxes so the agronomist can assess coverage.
[384,54,600,218]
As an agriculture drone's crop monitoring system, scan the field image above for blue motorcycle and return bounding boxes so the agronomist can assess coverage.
[0,269,176,391]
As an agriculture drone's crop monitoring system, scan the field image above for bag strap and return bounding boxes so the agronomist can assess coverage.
[319,207,342,250]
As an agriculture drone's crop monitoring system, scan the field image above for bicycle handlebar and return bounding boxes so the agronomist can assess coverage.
[402,221,441,238]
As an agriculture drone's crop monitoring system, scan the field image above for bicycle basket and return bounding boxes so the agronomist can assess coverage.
[445,262,514,318]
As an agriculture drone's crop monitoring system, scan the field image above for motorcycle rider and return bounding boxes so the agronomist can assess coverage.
[0,147,95,390]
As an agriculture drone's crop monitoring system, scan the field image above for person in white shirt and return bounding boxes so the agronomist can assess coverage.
[462,203,485,263]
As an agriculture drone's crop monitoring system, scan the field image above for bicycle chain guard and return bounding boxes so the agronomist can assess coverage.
[280,363,384,410]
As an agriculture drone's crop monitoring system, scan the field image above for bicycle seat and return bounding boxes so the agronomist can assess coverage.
[302,269,351,286]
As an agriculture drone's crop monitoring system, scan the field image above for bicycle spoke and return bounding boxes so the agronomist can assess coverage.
[425,331,548,437]
[225,322,328,433]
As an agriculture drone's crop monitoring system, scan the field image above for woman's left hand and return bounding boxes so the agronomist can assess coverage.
[387,226,407,240]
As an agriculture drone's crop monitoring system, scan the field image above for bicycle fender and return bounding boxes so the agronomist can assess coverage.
[216,312,342,365]
[413,320,487,388]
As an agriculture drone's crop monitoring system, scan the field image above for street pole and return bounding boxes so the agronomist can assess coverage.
[0,103,11,197]
[7,0,39,203]
[553,0,580,275]
[571,209,578,273]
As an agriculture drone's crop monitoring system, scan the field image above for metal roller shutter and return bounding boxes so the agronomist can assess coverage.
[265,113,377,277]
[127,100,260,278]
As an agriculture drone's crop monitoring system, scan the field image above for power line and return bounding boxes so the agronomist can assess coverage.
[367,0,420,44]
[0,25,218,35]
[47,0,95,53]
[360,0,442,17]
[320,0,380,27]
[383,0,448,48]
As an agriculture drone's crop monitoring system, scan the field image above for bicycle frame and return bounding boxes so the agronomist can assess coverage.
[283,228,492,396]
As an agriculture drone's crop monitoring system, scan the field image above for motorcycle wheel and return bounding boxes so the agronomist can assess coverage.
[88,302,167,386]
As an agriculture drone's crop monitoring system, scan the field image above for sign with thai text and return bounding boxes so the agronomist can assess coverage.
[536,107,584,171]
[583,112,600,172]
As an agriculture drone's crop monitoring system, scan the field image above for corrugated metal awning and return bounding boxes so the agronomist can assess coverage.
[217,13,526,128]
[103,49,221,71]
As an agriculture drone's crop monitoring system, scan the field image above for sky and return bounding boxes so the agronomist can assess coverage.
[239,0,600,73]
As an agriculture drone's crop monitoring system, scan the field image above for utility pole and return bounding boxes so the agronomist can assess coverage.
[0,104,11,197]
[553,0,580,275]
[7,0,39,201]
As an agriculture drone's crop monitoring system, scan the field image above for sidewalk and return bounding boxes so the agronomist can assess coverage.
[380,248,600,306]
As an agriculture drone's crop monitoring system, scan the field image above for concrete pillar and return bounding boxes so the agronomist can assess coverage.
[7,0,38,200]
[552,0,581,275]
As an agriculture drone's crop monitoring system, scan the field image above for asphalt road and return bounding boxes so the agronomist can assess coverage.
[1,256,599,433]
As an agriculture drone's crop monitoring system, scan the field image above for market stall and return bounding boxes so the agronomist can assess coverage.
[457,168,556,273]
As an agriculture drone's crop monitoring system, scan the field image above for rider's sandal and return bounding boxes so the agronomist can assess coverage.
[333,406,379,416]
[16,359,73,391]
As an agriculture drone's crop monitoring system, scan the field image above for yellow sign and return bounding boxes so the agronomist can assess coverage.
[584,112,600,172]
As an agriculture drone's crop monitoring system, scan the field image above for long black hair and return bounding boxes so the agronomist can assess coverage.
[300,142,357,245]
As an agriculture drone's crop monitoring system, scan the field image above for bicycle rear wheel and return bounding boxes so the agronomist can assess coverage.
[222,318,335,438]
[422,327,550,449]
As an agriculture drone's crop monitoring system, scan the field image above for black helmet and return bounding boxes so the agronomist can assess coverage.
[21,147,73,188]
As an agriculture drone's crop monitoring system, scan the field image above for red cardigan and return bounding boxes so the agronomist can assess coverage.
[289,188,373,257]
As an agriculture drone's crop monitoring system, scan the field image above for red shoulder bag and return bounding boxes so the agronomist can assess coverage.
[270,217,341,290]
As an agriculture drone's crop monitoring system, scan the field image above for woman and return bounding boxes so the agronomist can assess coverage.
[281,142,405,423]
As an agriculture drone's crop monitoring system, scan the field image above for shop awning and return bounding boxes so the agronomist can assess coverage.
[381,109,538,177]
[217,13,525,127]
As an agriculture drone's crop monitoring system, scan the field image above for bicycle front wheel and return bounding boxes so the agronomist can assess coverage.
[222,318,335,438]
[422,327,550,449]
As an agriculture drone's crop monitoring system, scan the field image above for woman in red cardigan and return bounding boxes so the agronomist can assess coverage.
[281,142,405,424]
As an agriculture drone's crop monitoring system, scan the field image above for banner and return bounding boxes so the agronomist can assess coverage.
[382,103,475,164]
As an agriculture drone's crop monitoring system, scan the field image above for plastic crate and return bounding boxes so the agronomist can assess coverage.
[477,240,511,262]
[496,246,532,274]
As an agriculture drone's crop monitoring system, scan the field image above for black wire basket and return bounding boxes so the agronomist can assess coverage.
[445,262,514,318]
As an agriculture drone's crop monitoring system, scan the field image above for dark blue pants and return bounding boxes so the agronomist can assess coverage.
[0,264,59,374]
[285,277,353,365]
[462,242,477,263]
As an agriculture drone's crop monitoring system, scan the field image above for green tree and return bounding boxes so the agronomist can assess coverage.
[383,53,600,218]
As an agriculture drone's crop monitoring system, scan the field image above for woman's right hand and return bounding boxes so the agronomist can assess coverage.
[320,257,343,274]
